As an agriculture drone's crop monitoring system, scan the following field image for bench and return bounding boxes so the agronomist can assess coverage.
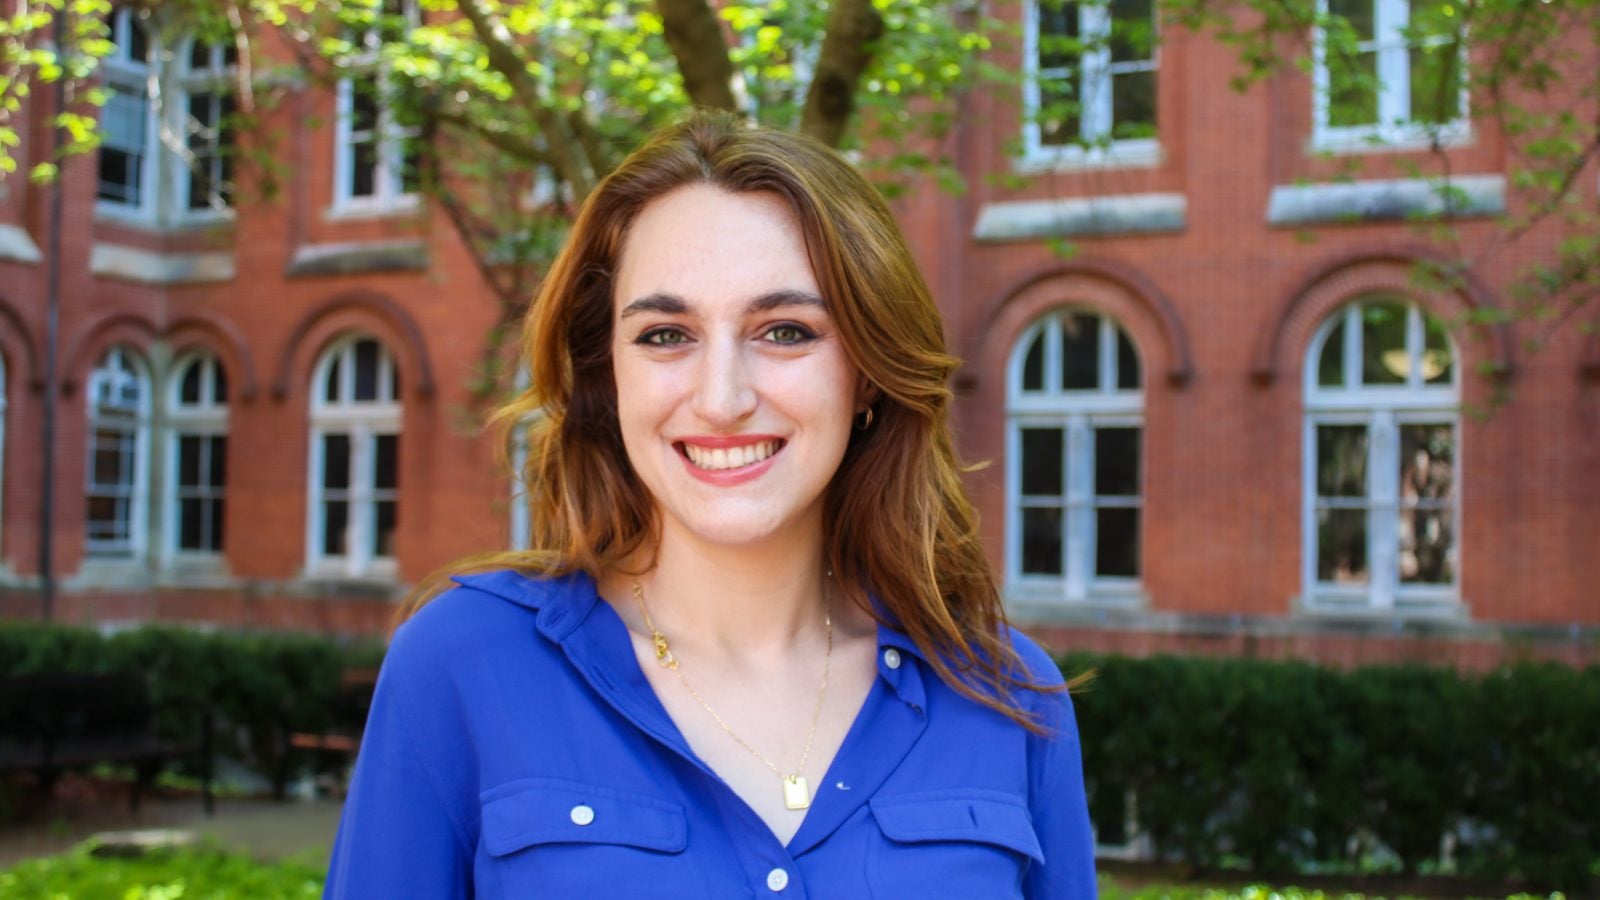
[286,666,376,797]
[0,671,213,814]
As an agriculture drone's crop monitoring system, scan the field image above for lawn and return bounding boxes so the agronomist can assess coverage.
[0,842,1573,900]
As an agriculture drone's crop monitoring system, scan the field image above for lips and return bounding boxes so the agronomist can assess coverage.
[676,438,785,472]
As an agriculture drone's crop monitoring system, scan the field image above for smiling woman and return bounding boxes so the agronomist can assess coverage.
[324,112,1098,899]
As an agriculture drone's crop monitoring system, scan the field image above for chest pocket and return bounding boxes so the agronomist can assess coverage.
[480,777,709,899]
[866,789,1043,900]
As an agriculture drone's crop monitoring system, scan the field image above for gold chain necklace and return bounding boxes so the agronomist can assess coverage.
[631,576,832,811]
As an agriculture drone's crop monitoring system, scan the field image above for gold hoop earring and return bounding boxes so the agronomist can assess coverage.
[855,407,875,431]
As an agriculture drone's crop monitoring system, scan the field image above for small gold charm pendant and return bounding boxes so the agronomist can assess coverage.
[782,775,810,810]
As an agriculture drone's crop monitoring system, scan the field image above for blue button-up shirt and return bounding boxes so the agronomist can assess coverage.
[325,569,1097,898]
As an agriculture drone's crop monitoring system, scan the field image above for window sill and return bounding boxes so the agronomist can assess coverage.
[1004,582,1149,625]
[1293,590,1466,625]
[1015,140,1162,175]
[156,556,236,589]
[1308,122,1472,156]
[324,196,421,223]
[66,558,155,591]
[93,205,236,234]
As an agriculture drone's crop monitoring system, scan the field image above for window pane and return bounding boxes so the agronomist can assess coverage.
[1021,506,1064,575]
[1022,332,1045,392]
[400,143,422,194]
[1020,428,1064,496]
[1096,507,1140,578]
[1360,303,1407,385]
[180,360,202,405]
[1316,425,1367,497]
[1422,313,1453,384]
[1316,507,1368,583]
[1110,0,1154,63]
[1400,508,1453,584]
[1060,314,1099,390]
[1095,427,1140,496]
[1328,49,1378,128]
[325,354,343,403]
[1038,75,1081,147]
[1328,0,1375,41]
[1037,0,1080,71]
[374,500,397,557]
[190,39,211,70]
[178,435,202,487]
[354,340,380,401]
[208,498,226,551]
[208,436,227,488]
[180,497,203,550]
[1318,317,1346,387]
[1400,423,1453,500]
[1410,43,1462,124]
[352,140,378,197]
[374,434,399,490]
[323,434,351,489]
[351,86,379,133]
[214,364,230,404]
[1111,70,1156,139]
[323,500,349,556]
[1115,327,1140,390]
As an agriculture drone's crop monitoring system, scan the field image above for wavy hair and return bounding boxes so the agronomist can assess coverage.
[407,111,1066,729]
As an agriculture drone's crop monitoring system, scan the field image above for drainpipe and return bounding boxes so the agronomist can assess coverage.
[38,7,67,621]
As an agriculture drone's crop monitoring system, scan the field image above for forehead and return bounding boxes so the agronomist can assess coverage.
[614,185,819,311]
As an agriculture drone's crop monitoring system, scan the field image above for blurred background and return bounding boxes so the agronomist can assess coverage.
[0,0,1595,895]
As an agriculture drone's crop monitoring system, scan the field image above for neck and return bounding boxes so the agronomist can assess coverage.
[631,520,830,659]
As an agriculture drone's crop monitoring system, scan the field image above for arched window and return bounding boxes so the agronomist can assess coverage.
[86,346,151,557]
[166,352,229,559]
[1303,299,1458,610]
[308,336,401,577]
[1006,309,1143,604]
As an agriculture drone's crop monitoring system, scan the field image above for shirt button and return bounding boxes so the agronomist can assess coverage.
[883,648,902,670]
[569,804,595,826]
[766,868,789,892]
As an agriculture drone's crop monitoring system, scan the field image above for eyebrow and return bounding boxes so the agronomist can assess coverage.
[618,289,826,320]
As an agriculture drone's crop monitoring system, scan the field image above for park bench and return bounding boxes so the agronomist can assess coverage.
[0,671,213,814]
[285,666,376,797]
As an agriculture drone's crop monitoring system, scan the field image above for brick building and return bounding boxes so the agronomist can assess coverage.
[1,3,1596,666]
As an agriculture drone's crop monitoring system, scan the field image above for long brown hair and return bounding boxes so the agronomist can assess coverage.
[408,111,1066,729]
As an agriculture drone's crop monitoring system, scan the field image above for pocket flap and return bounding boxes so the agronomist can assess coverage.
[869,790,1043,863]
[480,777,688,857]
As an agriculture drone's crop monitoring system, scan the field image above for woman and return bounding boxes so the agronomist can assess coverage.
[324,112,1097,898]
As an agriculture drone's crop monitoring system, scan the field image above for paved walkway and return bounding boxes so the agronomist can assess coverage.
[0,791,344,869]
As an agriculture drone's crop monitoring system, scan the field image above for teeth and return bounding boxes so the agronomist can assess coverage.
[684,440,779,471]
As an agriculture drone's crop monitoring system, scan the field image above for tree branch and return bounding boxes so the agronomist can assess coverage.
[800,0,883,147]
[653,0,742,112]
[455,0,596,195]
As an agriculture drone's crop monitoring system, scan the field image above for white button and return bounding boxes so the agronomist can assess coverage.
[766,868,789,891]
[569,804,595,826]
[883,648,902,670]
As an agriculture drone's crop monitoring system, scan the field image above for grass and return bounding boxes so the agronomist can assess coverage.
[0,843,1573,899]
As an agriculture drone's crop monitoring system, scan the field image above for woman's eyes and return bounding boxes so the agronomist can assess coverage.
[763,323,817,345]
[634,324,818,347]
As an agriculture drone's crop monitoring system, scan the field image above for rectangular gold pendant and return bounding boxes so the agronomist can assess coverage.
[782,775,810,810]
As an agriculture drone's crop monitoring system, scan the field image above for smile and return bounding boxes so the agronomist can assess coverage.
[678,439,785,471]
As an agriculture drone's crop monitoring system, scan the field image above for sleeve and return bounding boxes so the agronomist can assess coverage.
[1024,689,1098,899]
[323,628,475,899]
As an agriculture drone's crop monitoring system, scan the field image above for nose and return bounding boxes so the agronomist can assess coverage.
[691,336,757,426]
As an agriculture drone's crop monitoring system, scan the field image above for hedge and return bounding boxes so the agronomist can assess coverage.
[3,623,1595,890]
[0,621,383,801]
[1064,652,1600,891]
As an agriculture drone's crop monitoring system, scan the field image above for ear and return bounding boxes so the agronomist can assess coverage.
[854,376,881,413]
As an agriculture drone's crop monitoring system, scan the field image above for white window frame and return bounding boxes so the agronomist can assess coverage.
[96,8,160,222]
[331,1,421,215]
[1021,0,1160,170]
[163,352,229,566]
[307,337,401,579]
[173,35,237,218]
[1006,310,1144,606]
[1302,301,1461,613]
[86,346,152,560]
[1312,0,1470,152]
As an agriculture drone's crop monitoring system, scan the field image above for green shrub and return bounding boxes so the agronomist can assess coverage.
[0,843,324,899]
[1064,652,1600,892]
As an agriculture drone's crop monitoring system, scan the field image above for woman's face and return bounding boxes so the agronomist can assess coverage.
[610,184,861,552]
